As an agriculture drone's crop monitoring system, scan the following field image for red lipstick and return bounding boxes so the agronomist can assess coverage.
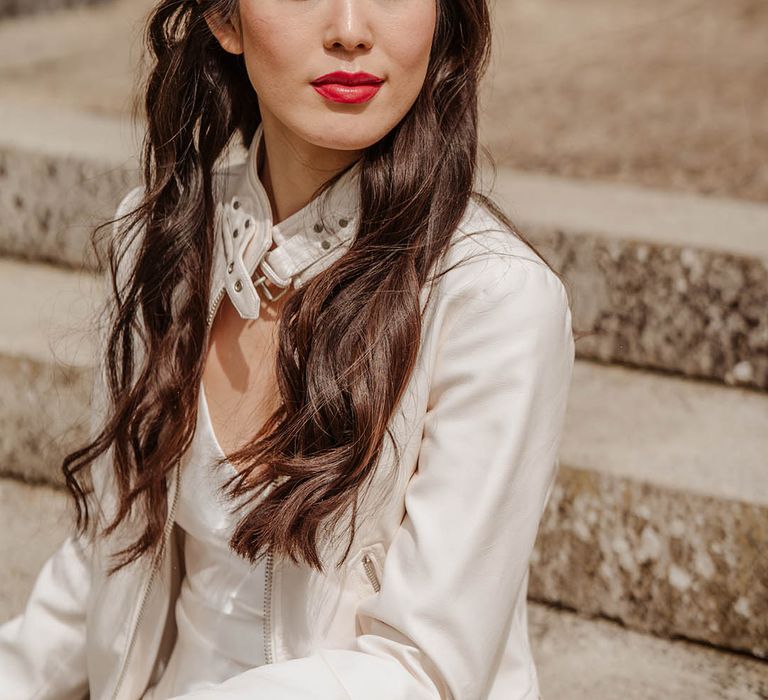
[310,71,384,104]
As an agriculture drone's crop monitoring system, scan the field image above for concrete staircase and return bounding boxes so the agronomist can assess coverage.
[1,0,766,697]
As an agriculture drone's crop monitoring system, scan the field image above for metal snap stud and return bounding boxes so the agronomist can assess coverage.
[245,219,251,228]
[233,200,240,210]
[233,228,239,238]
[227,262,234,273]
[313,222,323,233]
[321,239,331,250]
[234,279,242,292]
[339,218,348,228]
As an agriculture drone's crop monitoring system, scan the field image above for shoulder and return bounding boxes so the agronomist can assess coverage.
[112,160,240,226]
[112,165,239,230]
[424,198,575,388]
[431,196,570,323]
[110,166,239,278]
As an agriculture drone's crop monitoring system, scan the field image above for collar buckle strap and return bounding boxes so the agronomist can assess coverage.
[259,217,356,291]
[252,270,291,302]
[216,174,359,319]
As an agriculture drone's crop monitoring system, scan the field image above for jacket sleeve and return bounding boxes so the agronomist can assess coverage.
[0,534,94,700]
[0,185,145,700]
[165,250,576,700]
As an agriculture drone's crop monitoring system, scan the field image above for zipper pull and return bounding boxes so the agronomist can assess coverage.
[362,553,381,592]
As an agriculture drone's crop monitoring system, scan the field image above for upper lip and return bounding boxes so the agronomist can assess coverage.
[311,71,384,86]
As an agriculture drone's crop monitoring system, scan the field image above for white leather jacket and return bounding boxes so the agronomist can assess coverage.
[0,128,575,700]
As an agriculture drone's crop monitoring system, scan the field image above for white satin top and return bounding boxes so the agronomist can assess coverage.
[141,384,269,698]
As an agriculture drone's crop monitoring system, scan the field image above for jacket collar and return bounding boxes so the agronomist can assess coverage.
[212,122,362,320]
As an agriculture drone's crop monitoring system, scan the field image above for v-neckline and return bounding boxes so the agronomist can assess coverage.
[199,380,238,476]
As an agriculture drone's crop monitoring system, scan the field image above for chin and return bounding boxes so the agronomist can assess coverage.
[296,117,393,153]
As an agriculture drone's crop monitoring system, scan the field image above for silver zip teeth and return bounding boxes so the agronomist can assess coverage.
[209,227,278,666]
[110,461,182,700]
[112,220,271,697]
[207,286,227,327]
[362,553,381,592]
[210,257,276,667]
[263,548,274,664]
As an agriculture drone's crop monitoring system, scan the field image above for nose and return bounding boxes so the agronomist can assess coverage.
[323,0,373,53]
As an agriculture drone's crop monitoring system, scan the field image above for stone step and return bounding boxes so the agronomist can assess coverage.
[0,102,139,270]
[486,168,768,391]
[0,256,765,657]
[1,475,766,699]
[2,99,766,388]
[529,602,768,700]
[534,358,767,659]
[0,477,71,621]
[0,0,110,20]
[0,0,146,267]
[0,257,104,484]
[0,0,144,75]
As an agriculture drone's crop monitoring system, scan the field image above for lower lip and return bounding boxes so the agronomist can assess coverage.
[311,83,382,104]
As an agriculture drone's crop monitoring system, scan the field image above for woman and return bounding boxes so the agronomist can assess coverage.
[0,0,575,698]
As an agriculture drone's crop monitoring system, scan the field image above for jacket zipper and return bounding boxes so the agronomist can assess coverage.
[263,548,275,664]
[110,461,181,700]
[111,227,279,697]
[208,279,276,666]
[362,553,381,592]
[206,286,227,326]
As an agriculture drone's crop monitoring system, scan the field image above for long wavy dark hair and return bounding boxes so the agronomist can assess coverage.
[62,0,567,577]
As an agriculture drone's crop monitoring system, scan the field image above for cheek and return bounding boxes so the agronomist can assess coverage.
[383,2,437,81]
[237,8,311,96]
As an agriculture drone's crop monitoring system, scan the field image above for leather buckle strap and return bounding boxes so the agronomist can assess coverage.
[252,271,291,302]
